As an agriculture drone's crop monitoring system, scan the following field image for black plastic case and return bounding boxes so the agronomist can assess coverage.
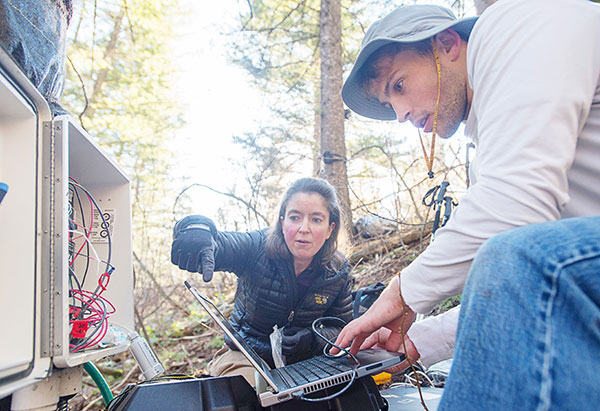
[108,375,388,411]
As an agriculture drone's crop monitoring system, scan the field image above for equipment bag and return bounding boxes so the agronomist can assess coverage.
[352,282,386,319]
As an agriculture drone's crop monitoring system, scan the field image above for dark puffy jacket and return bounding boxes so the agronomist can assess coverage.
[213,229,353,367]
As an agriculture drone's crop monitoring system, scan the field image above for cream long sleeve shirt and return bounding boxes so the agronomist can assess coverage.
[404,0,600,368]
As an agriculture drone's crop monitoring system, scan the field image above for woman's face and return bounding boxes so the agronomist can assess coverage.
[281,192,335,268]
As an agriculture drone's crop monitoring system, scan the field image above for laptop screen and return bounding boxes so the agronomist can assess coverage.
[184,281,273,376]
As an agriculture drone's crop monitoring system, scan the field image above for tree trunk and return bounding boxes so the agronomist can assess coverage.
[319,0,353,241]
[84,6,125,120]
[313,81,321,177]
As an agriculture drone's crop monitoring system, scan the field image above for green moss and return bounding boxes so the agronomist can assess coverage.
[207,336,224,349]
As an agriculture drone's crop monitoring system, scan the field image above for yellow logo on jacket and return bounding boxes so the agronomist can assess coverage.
[314,294,328,305]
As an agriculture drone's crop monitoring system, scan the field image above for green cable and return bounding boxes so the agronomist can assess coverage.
[84,362,114,406]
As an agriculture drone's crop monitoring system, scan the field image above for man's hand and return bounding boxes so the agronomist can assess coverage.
[282,327,314,364]
[171,215,217,282]
[331,276,415,355]
[361,328,419,374]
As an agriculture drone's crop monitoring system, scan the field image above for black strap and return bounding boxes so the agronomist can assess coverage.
[352,282,385,319]
[322,151,347,164]
[353,288,364,319]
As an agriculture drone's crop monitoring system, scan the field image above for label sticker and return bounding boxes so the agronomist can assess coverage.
[90,208,115,243]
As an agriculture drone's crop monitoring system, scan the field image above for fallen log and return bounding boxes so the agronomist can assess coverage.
[349,224,432,264]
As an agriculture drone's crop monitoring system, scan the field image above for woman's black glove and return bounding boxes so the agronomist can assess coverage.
[171,215,217,282]
[282,327,314,364]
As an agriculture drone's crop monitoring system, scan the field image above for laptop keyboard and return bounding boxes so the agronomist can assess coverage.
[273,355,355,388]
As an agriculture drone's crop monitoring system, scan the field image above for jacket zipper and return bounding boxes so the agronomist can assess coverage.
[283,260,345,327]
[286,275,340,327]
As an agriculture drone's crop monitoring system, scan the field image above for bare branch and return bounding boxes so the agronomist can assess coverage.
[133,251,191,315]
[351,144,424,221]
[66,57,89,130]
[173,183,270,226]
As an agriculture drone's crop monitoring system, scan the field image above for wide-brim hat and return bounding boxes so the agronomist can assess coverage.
[342,5,478,121]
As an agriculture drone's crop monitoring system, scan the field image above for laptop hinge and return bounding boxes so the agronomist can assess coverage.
[254,370,273,394]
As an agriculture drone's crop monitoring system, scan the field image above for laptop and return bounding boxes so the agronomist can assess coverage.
[184,281,405,407]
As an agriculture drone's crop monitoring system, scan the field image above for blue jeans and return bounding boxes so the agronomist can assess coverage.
[439,217,600,411]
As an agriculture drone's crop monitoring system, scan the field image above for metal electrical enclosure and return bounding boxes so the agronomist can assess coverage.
[0,46,134,401]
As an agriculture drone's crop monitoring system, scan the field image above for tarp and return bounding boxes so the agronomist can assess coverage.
[0,0,72,115]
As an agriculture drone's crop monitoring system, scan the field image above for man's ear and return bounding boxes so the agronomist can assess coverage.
[434,28,462,61]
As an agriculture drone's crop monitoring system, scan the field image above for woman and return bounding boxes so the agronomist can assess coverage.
[171,177,353,385]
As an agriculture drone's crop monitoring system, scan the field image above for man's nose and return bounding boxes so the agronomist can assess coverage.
[392,103,410,124]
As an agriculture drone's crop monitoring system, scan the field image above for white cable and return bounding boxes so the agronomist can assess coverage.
[404,370,435,387]
[70,229,101,278]
[109,321,135,337]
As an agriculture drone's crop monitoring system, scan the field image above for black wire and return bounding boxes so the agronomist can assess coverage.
[68,180,113,331]
[69,180,112,272]
[69,182,112,282]
[311,317,356,360]
[293,317,359,402]
[69,267,83,294]
[67,179,115,351]
[71,184,91,287]
[69,266,82,309]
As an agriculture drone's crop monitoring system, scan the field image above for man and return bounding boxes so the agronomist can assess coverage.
[332,0,600,409]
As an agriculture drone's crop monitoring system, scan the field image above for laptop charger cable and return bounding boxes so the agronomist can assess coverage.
[290,317,359,402]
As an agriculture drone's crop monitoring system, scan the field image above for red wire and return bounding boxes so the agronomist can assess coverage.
[68,177,114,352]
[97,272,111,295]
[69,289,116,352]
[84,319,109,349]
[70,289,116,314]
